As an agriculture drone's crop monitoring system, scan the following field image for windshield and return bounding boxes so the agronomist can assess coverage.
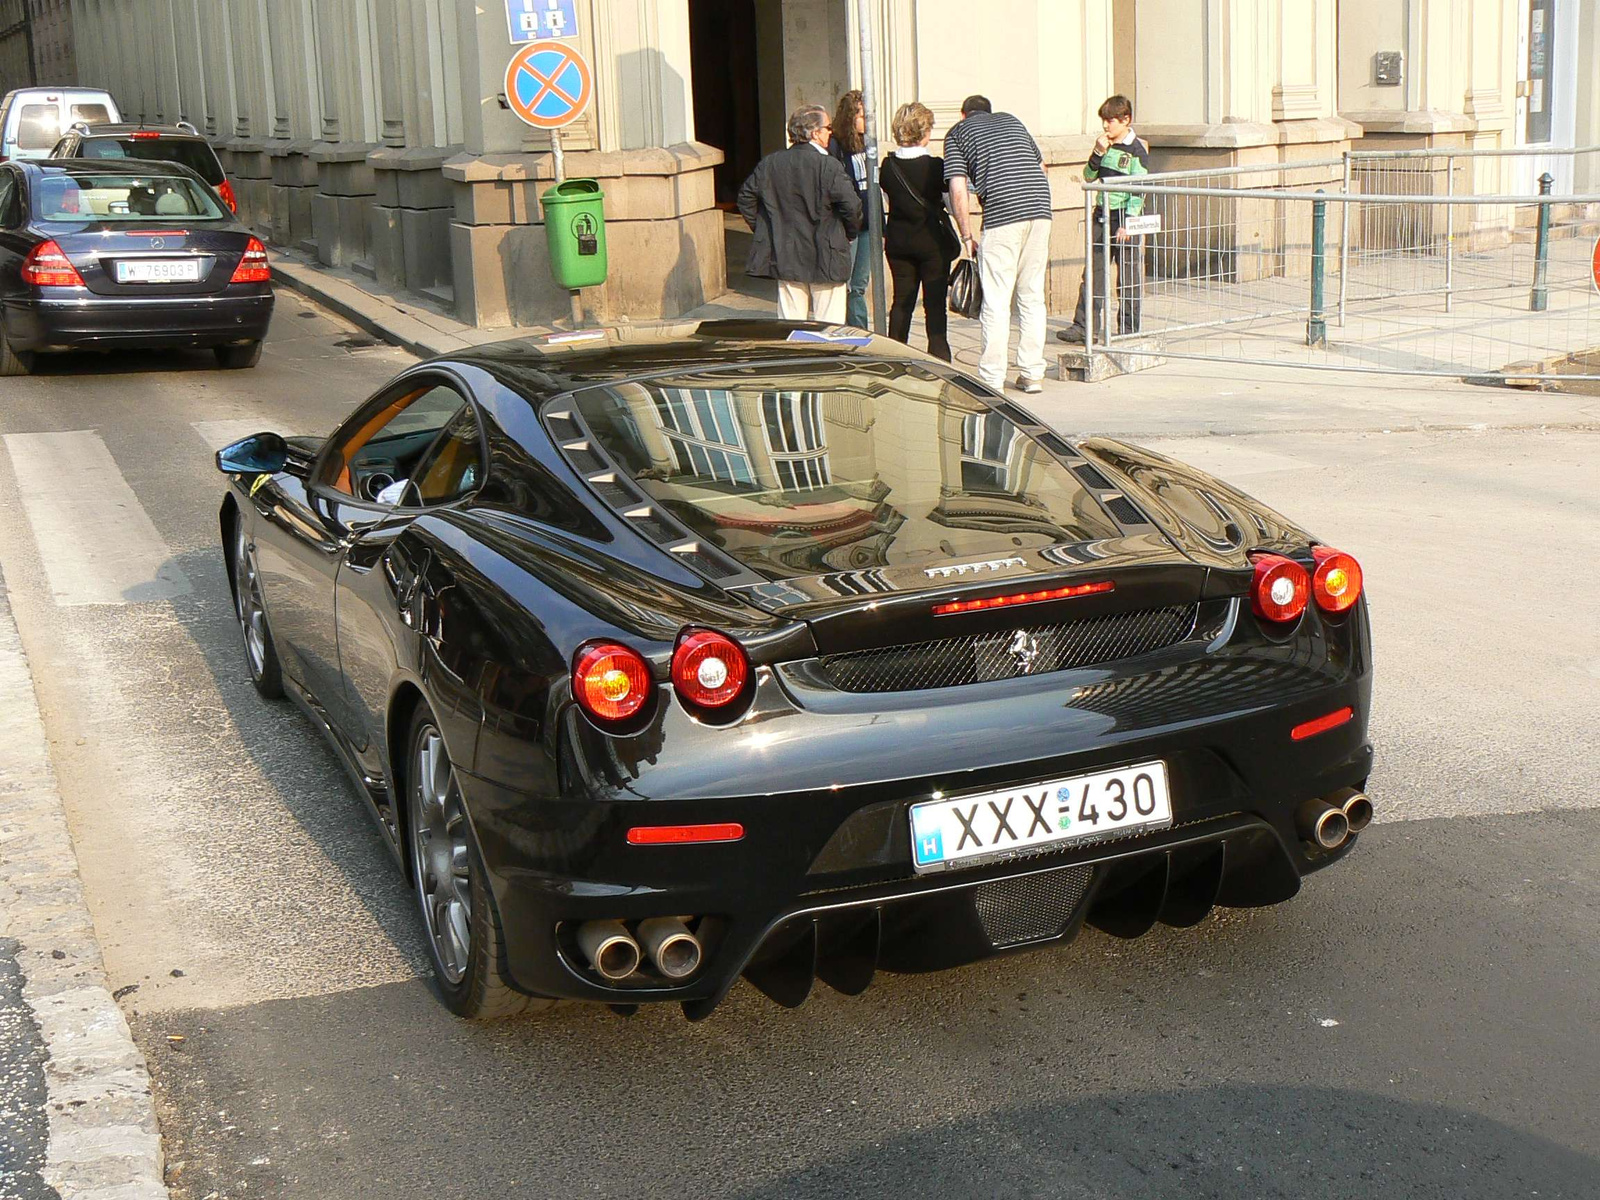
[77,137,224,185]
[31,170,227,223]
[569,362,1121,580]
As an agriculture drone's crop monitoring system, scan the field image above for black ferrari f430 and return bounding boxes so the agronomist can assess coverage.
[216,322,1374,1020]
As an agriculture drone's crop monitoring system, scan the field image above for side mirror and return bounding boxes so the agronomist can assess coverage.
[216,431,288,476]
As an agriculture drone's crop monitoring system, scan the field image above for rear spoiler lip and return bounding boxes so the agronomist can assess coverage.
[730,532,1197,617]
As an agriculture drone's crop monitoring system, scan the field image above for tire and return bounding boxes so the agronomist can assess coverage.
[0,316,35,377]
[405,706,552,1021]
[231,518,284,699]
[214,340,263,369]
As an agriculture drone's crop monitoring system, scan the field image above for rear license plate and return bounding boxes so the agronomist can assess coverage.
[115,259,201,283]
[909,761,1172,872]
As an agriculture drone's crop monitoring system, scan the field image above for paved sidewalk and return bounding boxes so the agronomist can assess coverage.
[269,249,1600,439]
[269,252,512,360]
[0,572,168,1200]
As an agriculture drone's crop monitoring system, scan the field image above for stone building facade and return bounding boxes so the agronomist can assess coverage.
[58,0,1600,330]
[0,0,77,88]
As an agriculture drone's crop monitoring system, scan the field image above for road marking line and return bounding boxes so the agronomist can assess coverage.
[191,418,287,452]
[2,430,190,606]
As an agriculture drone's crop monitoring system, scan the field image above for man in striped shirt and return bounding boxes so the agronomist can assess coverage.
[945,95,1054,394]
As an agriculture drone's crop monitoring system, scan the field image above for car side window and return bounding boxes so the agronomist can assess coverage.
[317,381,467,505]
[401,404,484,507]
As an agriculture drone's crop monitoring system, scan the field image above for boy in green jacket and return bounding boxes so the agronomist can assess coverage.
[1059,94,1149,343]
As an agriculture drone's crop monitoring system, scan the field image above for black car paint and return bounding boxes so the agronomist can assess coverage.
[220,325,1374,1017]
[0,159,270,354]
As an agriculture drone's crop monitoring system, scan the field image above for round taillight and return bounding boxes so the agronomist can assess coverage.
[672,629,750,709]
[1250,554,1310,623]
[1312,547,1363,613]
[572,642,652,722]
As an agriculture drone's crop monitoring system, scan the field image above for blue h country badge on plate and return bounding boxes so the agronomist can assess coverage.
[913,827,944,866]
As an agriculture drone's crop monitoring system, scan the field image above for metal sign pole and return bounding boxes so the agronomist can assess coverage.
[506,38,595,329]
[550,127,583,327]
[855,0,888,334]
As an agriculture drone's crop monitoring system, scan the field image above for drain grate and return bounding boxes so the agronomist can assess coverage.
[974,865,1094,947]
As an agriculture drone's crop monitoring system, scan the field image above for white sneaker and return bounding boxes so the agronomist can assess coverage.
[1011,375,1043,395]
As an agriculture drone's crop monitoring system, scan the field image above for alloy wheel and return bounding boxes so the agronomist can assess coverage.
[411,725,473,985]
[233,523,267,676]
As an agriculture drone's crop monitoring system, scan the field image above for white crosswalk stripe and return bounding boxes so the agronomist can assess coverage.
[2,430,190,606]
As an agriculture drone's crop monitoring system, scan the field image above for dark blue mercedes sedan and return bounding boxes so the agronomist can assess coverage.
[0,157,272,375]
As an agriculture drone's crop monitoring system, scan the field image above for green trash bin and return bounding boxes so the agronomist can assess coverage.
[541,179,608,290]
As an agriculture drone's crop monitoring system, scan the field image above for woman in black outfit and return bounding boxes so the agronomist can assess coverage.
[880,101,958,361]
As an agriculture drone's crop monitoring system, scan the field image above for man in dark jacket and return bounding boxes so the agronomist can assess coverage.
[738,105,863,323]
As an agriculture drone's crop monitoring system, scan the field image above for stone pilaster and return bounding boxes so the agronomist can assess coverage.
[445,142,723,328]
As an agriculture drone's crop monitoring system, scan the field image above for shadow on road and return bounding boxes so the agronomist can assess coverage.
[158,542,428,973]
[729,1084,1598,1199]
[21,347,233,377]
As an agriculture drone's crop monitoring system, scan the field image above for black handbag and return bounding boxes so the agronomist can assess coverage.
[948,256,982,319]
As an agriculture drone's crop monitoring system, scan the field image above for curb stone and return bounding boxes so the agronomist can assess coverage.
[0,572,170,1200]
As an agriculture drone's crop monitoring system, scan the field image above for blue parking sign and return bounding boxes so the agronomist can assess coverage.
[506,0,578,44]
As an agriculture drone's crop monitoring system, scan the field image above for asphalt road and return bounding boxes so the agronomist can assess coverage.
[0,937,58,1200]
[0,307,1595,1199]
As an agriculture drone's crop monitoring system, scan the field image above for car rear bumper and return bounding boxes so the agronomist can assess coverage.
[460,626,1375,1016]
[3,289,273,351]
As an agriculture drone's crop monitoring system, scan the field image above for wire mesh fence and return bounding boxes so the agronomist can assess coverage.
[1083,146,1600,381]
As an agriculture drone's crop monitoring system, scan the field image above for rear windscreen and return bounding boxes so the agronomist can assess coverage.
[569,362,1122,580]
[69,104,113,124]
[17,105,61,150]
[78,137,224,184]
[31,171,227,222]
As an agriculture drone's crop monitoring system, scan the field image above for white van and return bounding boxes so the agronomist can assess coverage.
[0,88,120,162]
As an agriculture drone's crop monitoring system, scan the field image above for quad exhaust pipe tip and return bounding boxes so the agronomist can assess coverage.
[1297,797,1350,850]
[577,919,642,982]
[1331,787,1375,834]
[637,917,703,981]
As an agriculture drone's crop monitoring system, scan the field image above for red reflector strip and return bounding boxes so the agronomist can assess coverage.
[126,230,188,237]
[626,823,744,846]
[932,580,1114,617]
[1291,706,1353,741]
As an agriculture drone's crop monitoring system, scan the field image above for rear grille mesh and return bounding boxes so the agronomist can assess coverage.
[817,604,1198,693]
[975,865,1095,946]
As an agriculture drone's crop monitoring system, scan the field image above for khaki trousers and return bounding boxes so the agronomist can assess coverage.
[778,279,848,324]
[976,217,1051,389]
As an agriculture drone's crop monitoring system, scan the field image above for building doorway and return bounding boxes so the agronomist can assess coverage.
[690,0,854,296]
[1514,0,1580,191]
[689,0,767,207]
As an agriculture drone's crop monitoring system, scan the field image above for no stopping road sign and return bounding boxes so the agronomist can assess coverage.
[505,40,592,130]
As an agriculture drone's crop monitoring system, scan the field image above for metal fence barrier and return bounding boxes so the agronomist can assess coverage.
[1081,146,1600,381]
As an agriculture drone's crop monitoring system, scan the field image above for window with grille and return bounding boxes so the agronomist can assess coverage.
[651,387,754,486]
[961,411,1018,492]
[761,391,832,491]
